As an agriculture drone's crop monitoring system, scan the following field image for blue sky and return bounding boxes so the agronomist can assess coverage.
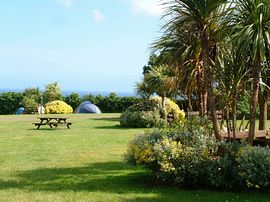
[0,0,166,93]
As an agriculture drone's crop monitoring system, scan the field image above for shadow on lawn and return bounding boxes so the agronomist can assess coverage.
[0,162,153,193]
[0,162,269,201]
[91,117,120,122]
[93,125,132,130]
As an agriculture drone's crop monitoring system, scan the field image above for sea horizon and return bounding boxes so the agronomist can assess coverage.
[0,88,136,97]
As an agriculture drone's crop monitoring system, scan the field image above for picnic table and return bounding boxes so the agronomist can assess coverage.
[33,117,72,129]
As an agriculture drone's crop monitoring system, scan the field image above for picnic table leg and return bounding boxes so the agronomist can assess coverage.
[67,124,70,129]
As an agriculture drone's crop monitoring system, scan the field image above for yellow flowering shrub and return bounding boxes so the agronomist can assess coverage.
[45,100,73,114]
[150,96,185,122]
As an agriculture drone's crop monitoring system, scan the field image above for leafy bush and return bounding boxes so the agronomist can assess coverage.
[126,117,270,190]
[206,142,244,190]
[120,110,164,128]
[64,92,82,111]
[82,93,141,113]
[126,117,218,187]
[45,100,73,114]
[0,92,22,114]
[22,97,38,114]
[21,87,41,114]
[236,146,270,189]
[120,96,185,128]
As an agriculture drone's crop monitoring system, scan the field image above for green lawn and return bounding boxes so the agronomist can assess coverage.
[0,114,269,202]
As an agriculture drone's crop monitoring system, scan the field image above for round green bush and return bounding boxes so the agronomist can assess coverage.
[236,146,270,189]
[45,100,73,114]
[120,96,185,128]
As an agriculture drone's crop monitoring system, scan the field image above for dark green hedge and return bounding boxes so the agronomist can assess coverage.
[66,92,142,113]
[0,92,23,114]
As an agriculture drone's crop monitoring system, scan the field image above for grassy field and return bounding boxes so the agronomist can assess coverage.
[0,114,269,202]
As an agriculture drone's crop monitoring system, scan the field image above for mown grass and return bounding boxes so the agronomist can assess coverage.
[0,114,269,202]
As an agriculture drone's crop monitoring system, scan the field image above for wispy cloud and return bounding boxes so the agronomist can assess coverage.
[91,9,106,23]
[58,0,74,8]
[131,0,168,16]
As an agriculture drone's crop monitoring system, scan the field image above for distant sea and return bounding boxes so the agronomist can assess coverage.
[0,88,136,97]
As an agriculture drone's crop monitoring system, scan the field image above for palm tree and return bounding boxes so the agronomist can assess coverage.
[154,0,229,140]
[217,47,250,138]
[258,66,270,130]
[145,65,179,121]
[152,21,207,114]
[232,0,270,143]
[134,79,154,99]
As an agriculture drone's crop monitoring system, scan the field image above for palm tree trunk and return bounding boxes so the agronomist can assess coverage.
[197,65,208,116]
[162,93,167,122]
[201,27,221,141]
[248,60,261,144]
[231,92,237,140]
[258,90,269,130]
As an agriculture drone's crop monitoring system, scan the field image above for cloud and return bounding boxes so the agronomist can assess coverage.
[131,0,168,16]
[58,0,74,8]
[91,9,106,23]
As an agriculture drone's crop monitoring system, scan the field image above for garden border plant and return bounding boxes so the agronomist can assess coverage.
[126,116,270,190]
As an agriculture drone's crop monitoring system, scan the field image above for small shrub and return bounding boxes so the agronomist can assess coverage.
[45,100,73,114]
[236,146,270,189]
[206,142,244,190]
[120,96,185,128]
[126,117,218,188]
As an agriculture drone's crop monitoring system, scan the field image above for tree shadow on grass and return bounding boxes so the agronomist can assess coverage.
[0,162,152,193]
[91,117,120,122]
[0,162,269,202]
[94,125,132,130]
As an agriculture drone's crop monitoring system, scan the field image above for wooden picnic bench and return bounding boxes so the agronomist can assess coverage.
[33,117,72,129]
[220,130,270,146]
[220,130,268,139]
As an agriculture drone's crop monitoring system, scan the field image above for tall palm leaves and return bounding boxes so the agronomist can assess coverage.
[217,47,250,138]
[145,65,179,121]
[232,0,270,143]
[154,0,228,140]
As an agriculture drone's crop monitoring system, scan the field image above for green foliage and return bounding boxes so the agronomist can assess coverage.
[206,142,244,190]
[120,96,185,128]
[0,92,22,114]
[120,110,164,128]
[126,117,270,190]
[22,87,41,103]
[236,146,270,189]
[21,87,41,114]
[45,100,73,114]
[43,82,62,104]
[22,97,38,114]
[82,93,141,113]
[126,117,217,187]
[64,92,82,111]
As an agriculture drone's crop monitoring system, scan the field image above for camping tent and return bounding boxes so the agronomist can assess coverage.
[15,107,25,115]
[75,101,101,114]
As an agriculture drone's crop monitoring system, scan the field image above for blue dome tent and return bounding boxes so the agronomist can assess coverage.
[75,101,101,114]
[15,107,25,115]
